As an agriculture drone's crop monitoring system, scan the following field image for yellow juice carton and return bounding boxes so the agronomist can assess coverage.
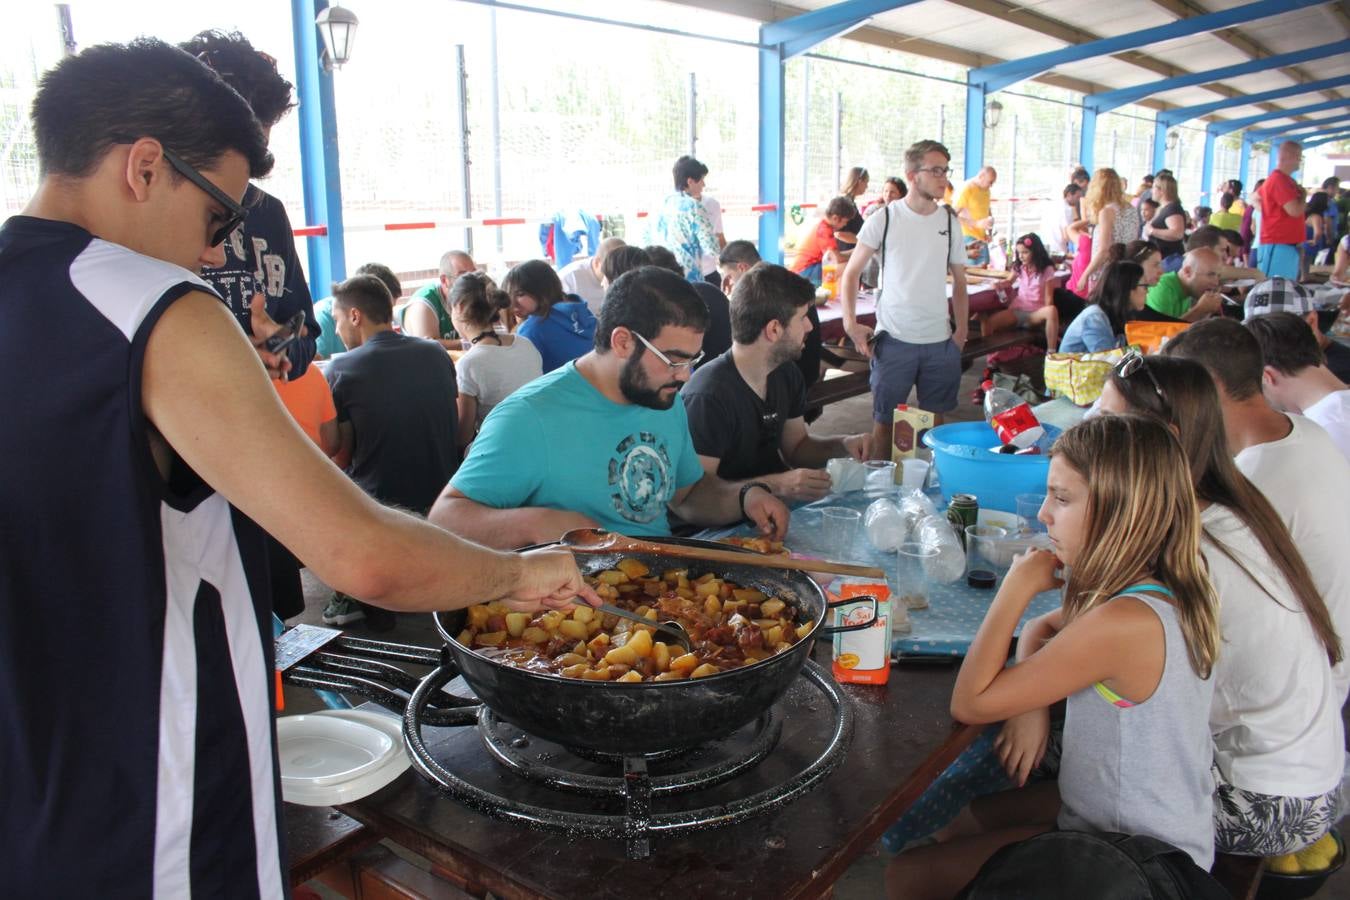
[831,581,892,685]
[892,404,935,462]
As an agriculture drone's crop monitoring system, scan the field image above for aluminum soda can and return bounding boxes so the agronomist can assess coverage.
[946,494,979,550]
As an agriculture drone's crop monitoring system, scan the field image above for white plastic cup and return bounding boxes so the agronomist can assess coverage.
[863,460,897,497]
[820,506,863,561]
[1016,493,1047,535]
[900,458,931,490]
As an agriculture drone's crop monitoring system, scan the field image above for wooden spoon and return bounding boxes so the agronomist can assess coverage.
[557,529,886,580]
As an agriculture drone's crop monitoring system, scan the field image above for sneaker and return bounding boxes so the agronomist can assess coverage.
[321,594,365,626]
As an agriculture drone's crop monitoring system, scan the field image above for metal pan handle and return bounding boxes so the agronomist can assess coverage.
[816,595,879,636]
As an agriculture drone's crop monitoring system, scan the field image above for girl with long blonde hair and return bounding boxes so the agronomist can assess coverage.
[887,415,1220,900]
[1071,167,1142,293]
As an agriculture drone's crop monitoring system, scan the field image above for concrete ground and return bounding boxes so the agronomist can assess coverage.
[285,364,1348,898]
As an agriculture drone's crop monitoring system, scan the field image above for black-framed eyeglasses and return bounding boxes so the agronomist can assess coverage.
[161,146,247,247]
[917,165,952,178]
[1115,349,1165,403]
[631,330,705,370]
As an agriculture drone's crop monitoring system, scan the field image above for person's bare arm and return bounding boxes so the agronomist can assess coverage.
[1181,292,1223,322]
[428,486,599,550]
[455,394,479,450]
[840,242,878,357]
[317,416,341,459]
[142,292,593,611]
[331,420,353,470]
[1283,195,1306,217]
[1150,212,1186,242]
[401,302,442,342]
[697,451,831,504]
[950,263,970,349]
[780,417,867,467]
[668,476,789,539]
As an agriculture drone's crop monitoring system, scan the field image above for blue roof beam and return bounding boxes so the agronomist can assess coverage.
[1210,97,1350,137]
[1247,113,1350,142]
[1086,39,1350,115]
[1158,73,1350,129]
[969,0,1326,96]
[1304,130,1350,149]
[762,0,915,60]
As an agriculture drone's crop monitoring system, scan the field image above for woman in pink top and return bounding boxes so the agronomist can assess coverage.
[979,233,1061,351]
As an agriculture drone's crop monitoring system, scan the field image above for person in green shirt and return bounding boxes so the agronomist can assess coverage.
[1145,248,1224,322]
[399,249,476,348]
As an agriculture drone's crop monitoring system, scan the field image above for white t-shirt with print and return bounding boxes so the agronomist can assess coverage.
[1202,504,1344,796]
[856,199,966,344]
[699,196,725,276]
[1235,414,1350,698]
[457,335,544,431]
[1303,389,1350,462]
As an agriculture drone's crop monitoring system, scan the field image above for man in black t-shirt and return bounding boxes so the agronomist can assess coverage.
[720,240,824,393]
[683,264,871,509]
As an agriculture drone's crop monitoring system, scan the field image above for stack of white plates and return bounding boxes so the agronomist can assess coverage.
[277,709,410,806]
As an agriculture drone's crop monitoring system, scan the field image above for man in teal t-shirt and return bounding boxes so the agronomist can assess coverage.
[1144,248,1224,322]
[429,267,790,549]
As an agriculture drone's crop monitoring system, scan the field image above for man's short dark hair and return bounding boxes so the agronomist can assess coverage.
[602,246,651,284]
[904,140,950,173]
[1219,229,1243,249]
[643,245,683,276]
[672,155,708,192]
[1071,167,1090,183]
[729,264,813,345]
[179,30,295,127]
[1322,176,1341,191]
[596,267,709,351]
[332,274,394,325]
[1185,225,1222,252]
[719,240,761,268]
[1063,183,1082,198]
[32,39,272,179]
[1163,317,1264,400]
[1245,312,1325,376]
[354,262,402,302]
[825,196,857,220]
[1142,174,1155,184]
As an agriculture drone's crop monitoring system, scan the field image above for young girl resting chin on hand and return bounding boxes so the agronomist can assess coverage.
[886,415,1220,900]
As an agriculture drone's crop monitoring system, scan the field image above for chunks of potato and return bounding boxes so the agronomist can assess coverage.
[457,629,474,646]
[760,598,786,617]
[675,587,696,600]
[626,629,653,658]
[560,663,590,678]
[616,558,650,579]
[504,612,531,638]
[521,626,549,645]
[690,663,722,679]
[795,621,814,640]
[694,572,717,585]
[587,633,610,656]
[556,653,587,667]
[580,667,612,681]
[539,610,565,632]
[669,652,700,674]
[695,579,721,597]
[704,596,722,616]
[467,605,491,629]
[654,671,686,682]
[765,625,783,646]
[652,641,671,673]
[596,570,629,585]
[572,606,594,625]
[605,644,638,667]
[732,588,766,604]
[661,568,687,583]
[558,619,588,640]
[616,670,643,683]
[473,631,507,647]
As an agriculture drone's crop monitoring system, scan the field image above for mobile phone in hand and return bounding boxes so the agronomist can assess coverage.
[263,311,307,354]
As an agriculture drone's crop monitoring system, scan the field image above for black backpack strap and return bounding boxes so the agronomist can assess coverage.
[878,203,890,290]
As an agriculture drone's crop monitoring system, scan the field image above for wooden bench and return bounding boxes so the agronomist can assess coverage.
[804,328,1046,410]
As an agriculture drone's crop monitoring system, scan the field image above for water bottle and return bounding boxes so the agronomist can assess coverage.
[982,380,1044,449]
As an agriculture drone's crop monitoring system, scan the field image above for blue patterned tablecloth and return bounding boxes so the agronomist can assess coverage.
[699,492,1062,658]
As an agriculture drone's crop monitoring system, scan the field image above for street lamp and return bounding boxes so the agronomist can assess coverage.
[316,2,359,70]
[985,99,1003,130]
[1165,129,1180,152]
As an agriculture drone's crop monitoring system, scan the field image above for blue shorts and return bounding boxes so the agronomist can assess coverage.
[797,262,823,285]
[1255,243,1300,280]
[869,332,962,421]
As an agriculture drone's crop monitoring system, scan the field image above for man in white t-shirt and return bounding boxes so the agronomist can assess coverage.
[698,194,728,283]
[1246,311,1350,461]
[558,237,624,315]
[1041,183,1082,255]
[840,139,968,459]
[1166,318,1350,696]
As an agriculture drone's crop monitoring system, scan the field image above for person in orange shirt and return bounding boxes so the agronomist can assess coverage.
[790,196,856,285]
[274,363,340,457]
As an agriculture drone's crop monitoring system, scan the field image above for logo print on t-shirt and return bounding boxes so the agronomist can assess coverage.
[608,432,672,524]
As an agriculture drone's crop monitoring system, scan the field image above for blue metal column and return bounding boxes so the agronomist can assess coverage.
[291,0,347,298]
[1152,121,1168,174]
[964,83,986,179]
[1079,105,1097,173]
[757,39,785,264]
[1200,129,1216,198]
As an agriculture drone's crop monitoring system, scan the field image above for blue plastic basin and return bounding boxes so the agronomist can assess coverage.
[921,421,1058,513]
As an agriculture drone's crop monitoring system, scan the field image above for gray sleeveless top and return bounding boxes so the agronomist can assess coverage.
[1057,586,1216,869]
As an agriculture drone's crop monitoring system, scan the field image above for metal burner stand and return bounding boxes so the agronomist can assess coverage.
[402,659,854,859]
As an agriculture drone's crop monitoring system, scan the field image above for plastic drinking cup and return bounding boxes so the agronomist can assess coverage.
[965,525,1011,575]
[900,458,931,490]
[820,507,863,561]
[1016,493,1047,535]
[863,460,897,497]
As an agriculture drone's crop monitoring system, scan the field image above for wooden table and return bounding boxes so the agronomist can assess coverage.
[816,282,1008,344]
[286,653,978,899]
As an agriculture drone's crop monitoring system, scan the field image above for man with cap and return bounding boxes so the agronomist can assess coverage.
[1244,278,1350,383]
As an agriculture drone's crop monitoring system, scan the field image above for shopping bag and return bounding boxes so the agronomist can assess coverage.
[1043,348,1126,406]
[1123,321,1188,354]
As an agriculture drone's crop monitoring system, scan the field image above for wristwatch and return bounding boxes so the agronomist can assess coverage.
[738,482,773,520]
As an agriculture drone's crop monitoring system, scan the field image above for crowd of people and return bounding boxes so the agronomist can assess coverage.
[3,29,1350,900]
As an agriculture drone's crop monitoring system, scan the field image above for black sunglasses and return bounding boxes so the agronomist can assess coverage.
[161,146,247,247]
[1114,349,1166,404]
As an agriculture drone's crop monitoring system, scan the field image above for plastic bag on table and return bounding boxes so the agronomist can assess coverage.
[915,514,966,583]
[864,498,906,552]
[897,488,938,539]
